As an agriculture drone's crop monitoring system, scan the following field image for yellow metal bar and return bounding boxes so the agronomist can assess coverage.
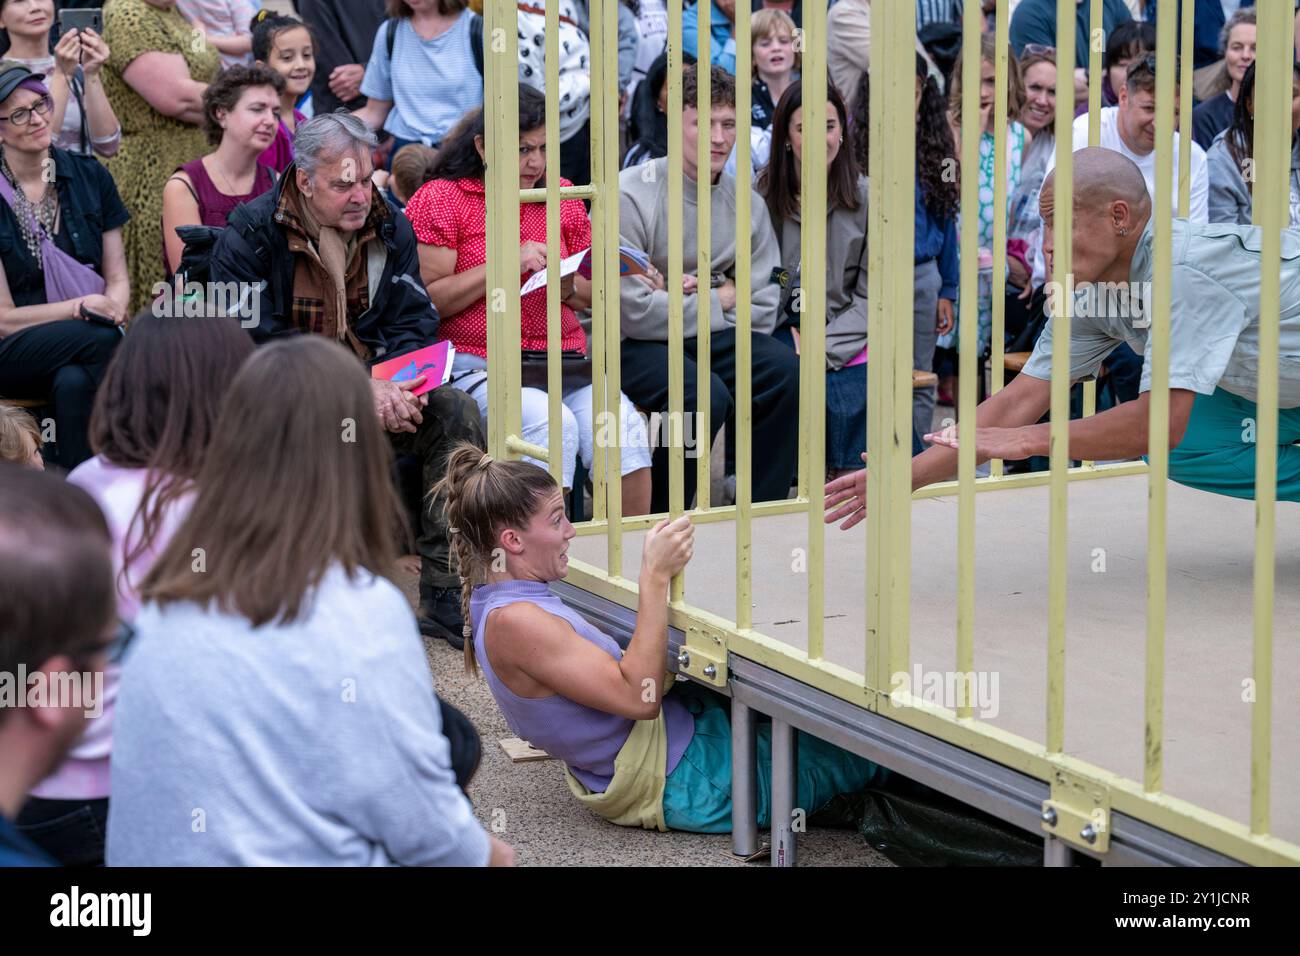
[571,495,812,536]
[1080,0,1103,469]
[544,1,563,487]
[734,2,753,631]
[989,0,1009,480]
[588,0,609,525]
[505,434,549,461]
[1178,0,1194,220]
[865,6,886,690]
[865,3,915,692]
[1046,0,1075,756]
[595,0,623,574]
[694,0,712,511]
[802,0,827,662]
[562,561,1300,866]
[956,0,991,715]
[518,184,597,203]
[1249,0,1287,837]
[1088,0,1101,146]
[485,0,522,461]
[915,459,1148,499]
[1143,0,1177,795]
[666,0,685,604]
[574,459,1148,536]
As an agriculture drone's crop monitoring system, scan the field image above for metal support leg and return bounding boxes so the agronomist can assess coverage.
[770,718,797,867]
[1044,834,1075,867]
[731,697,759,858]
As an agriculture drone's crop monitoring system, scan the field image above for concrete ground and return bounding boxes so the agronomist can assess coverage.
[400,582,893,866]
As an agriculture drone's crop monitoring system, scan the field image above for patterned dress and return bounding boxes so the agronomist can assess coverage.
[102,0,220,314]
[938,120,1026,356]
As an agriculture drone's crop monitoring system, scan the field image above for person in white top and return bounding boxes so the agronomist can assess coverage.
[1046,52,1208,223]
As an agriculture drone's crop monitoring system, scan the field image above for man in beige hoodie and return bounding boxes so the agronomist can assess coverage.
[618,63,797,514]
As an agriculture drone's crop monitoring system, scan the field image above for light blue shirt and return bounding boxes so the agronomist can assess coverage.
[106,565,490,866]
[360,12,484,145]
[682,1,737,75]
[1023,218,1300,408]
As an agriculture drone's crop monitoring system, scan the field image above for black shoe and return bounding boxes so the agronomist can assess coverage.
[419,585,466,651]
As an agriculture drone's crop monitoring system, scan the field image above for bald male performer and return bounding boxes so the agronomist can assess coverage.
[826,147,1300,529]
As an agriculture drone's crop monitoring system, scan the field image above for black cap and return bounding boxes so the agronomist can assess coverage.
[0,61,45,105]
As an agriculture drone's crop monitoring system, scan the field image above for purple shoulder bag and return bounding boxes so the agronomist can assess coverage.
[0,171,105,303]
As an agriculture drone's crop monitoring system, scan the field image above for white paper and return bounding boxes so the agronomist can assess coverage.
[519,247,589,297]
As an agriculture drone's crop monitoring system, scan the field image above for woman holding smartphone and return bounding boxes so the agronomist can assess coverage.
[0,62,130,470]
[0,0,122,157]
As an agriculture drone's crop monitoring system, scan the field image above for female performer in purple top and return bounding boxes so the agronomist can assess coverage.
[436,443,884,832]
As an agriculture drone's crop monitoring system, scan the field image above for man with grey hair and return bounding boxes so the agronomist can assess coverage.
[210,112,486,647]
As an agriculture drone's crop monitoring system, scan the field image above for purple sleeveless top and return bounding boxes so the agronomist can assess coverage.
[165,159,276,273]
[471,579,693,792]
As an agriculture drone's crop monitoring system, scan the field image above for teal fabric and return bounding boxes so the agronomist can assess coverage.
[1163,387,1300,503]
[661,682,886,834]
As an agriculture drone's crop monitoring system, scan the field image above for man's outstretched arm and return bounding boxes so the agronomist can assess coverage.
[828,374,1199,530]
[825,372,1053,529]
[927,381,1195,464]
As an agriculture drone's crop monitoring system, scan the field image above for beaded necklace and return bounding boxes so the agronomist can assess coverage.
[0,147,58,266]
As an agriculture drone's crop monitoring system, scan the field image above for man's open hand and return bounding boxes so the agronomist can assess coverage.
[925,423,1027,460]
[824,453,869,530]
[372,377,427,433]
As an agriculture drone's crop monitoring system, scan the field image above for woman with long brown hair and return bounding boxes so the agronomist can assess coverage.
[15,310,252,867]
[438,443,886,833]
[757,79,870,479]
[106,335,511,866]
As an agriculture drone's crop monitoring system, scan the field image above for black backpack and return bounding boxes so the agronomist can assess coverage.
[387,13,483,76]
[171,224,223,290]
[169,223,276,323]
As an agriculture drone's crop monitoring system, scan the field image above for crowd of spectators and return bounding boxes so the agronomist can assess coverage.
[1,0,1295,868]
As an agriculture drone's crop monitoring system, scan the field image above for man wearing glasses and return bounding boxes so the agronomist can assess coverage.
[0,464,117,867]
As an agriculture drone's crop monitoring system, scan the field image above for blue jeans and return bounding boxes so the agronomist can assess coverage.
[772,323,868,471]
[15,797,108,867]
[661,683,887,833]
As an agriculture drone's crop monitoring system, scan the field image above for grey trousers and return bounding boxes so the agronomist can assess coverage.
[912,259,943,446]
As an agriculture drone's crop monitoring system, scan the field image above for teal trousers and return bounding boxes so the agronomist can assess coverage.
[1165,388,1300,502]
[661,682,887,833]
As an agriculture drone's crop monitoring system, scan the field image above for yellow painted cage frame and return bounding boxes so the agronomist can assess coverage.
[479,0,1297,865]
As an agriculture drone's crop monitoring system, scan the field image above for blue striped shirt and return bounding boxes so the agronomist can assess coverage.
[360,11,484,146]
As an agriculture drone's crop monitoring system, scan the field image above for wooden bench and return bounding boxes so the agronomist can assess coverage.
[1003,351,1031,374]
[912,369,938,390]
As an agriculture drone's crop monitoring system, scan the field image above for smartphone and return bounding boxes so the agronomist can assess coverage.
[58,9,103,39]
[79,303,118,329]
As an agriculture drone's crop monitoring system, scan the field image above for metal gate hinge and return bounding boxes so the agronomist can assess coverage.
[1041,766,1111,853]
[675,624,728,687]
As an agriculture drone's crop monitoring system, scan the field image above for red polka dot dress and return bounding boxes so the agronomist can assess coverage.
[404,176,591,359]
